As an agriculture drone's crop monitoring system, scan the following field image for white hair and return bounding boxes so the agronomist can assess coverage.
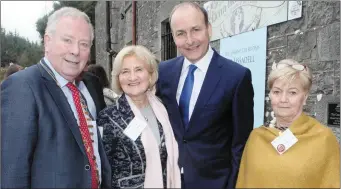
[45,7,94,43]
[111,45,159,95]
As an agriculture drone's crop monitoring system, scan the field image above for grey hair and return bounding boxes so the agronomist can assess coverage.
[45,7,94,43]
[111,45,159,95]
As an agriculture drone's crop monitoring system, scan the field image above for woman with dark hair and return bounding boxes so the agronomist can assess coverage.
[88,64,118,105]
[3,63,23,80]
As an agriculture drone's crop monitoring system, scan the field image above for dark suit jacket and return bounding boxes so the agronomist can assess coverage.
[1,62,111,188]
[156,50,254,189]
[82,71,107,112]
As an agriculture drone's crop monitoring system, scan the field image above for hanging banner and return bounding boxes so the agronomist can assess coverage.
[220,27,267,128]
[204,1,287,41]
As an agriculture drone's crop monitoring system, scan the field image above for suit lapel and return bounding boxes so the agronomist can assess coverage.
[116,94,135,131]
[170,57,184,98]
[38,64,86,156]
[169,57,186,134]
[188,51,223,130]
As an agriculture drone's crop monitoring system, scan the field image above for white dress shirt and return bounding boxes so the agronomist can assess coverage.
[44,57,102,182]
[176,46,214,120]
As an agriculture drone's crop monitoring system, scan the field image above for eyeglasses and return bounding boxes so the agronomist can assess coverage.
[271,62,307,71]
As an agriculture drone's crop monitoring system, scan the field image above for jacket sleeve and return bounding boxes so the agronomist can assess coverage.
[1,76,38,188]
[228,69,254,189]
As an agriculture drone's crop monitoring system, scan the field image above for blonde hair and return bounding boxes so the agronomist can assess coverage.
[111,45,158,95]
[268,59,312,92]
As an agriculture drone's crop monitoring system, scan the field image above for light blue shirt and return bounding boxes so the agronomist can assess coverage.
[43,57,102,183]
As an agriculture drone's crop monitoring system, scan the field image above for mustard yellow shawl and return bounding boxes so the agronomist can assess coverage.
[236,113,340,188]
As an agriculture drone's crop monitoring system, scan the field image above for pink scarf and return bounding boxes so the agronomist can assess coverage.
[125,91,181,188]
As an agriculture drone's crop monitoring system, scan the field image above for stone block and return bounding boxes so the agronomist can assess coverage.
[95,1,110,75]
[268,36,287,49]
[156,1,161,9]
[268,1,308,37]
[307,1,340,28]
[335,60,340,73]
[334,61,340,95]
[159,1,180,23]
[303,98,315,116]
[314,95,340,130]
[267,47,286,66]
[267,23,284,39]
[304,60,334,73]
[210,40,220,52]
[287,30,317,62]
[125,8,133,44]
[317,23,340,61]
[335,76,340,96]
[336,4,340,22]
[136,1,143,9]
[311,71,334,95]
[265,65,273,79]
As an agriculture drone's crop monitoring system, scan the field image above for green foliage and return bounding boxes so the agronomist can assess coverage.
[1,27,44,67]
[0,67,7,81]
[35,1,97,44]
[36,15,49,44]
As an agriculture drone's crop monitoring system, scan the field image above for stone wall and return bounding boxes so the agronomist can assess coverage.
[265,1,340,124]
[94,1,110,77]
[95,1,340,137]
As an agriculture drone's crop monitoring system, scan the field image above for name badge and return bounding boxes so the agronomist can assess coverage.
[271,129,298,155]
[123,117,147,141]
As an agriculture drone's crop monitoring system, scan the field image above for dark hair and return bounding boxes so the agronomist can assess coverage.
[169,2,209,27]
[87,64,110,88]
[4,64,22,79]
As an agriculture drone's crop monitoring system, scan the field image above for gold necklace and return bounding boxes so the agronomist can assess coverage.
[39,61,61,87]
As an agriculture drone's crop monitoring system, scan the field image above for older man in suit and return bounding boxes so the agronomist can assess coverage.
[156,2,254,189]
[1,7,110,188]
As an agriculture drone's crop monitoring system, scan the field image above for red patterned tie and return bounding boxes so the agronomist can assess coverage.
[66,82,99,189]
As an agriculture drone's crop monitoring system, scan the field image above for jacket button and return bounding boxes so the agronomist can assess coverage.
[85,165,90,170]
[183,139,187,143]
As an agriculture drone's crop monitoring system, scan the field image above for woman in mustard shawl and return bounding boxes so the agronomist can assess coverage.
[236,59,340,188]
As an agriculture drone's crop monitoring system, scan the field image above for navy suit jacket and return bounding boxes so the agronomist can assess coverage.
[156,50,254,189]
[1,63,111,188]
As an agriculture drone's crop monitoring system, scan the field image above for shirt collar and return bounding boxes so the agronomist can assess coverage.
[43,57,72,87]
[183,45,214,73]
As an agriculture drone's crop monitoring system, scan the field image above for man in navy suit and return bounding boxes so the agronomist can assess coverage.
[156,2,254,189]
[1,7,110,188]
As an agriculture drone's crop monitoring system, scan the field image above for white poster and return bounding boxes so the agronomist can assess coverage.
[204,1,288,41]
[220,27,267,128]
[288,1,302,20]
